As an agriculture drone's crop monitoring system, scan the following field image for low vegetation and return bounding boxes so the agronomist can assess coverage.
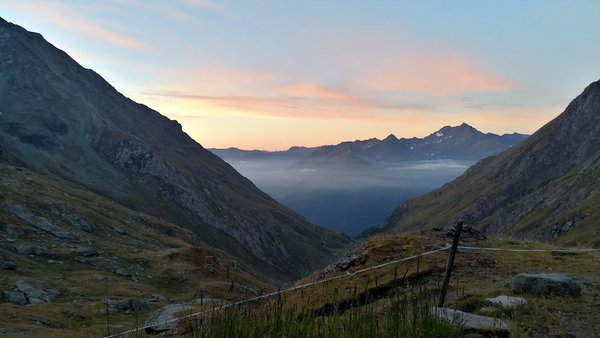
[181,290,462,338]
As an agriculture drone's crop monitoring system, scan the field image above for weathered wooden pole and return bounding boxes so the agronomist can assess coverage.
[437,220,463,307]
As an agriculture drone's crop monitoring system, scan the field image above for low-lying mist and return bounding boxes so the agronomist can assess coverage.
[225,158,472,236]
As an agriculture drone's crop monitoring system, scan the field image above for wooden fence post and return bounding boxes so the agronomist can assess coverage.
[437,220,463,307]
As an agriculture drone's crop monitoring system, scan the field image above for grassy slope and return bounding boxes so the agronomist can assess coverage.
[235,232,600,338]
[128,231,600,337]
[0,164,273,337]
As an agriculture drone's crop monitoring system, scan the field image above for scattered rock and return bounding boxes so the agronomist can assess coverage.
[431,307,509,338]
[485,295,527,309]
[14,280,60,305]
[4,203,74,239]
[105,298,148,314]
[61,210,95,232]
[0,257,16,270]
[114,267,134,278]
[511,273,581,296]
[332,251,367,271]
[15,246,56,259]
[73,247,99,257]
[3,291,27,305]
[31,317,64,328]
[112,227,128,236]
[145,294,167,303]
[547,220,577,239]
[463,334,486,338]
[144,303,191,334]
[1,223,24,237]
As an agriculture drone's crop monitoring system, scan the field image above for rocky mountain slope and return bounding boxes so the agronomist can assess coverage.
[0,164,272,337]
[0,17,349,281]
[377,80,600,246]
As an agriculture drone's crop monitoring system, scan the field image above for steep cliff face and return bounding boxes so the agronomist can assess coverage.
[0,17,349,281]
[379,80,600,245]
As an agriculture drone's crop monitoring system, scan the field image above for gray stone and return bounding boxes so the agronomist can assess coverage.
[463,334,486,338]
[61,210,95,232]
[5,203,74,239]
[335,251,367,271]
[511,273,581,296]
[73,247,99,257]
[144,303,191,334]
[114,267,134,277]
[485,295,527,309]
[15,280,60,304]
[3,291,27,305]
[15,246,55,259]
[106,298,148,313]
[145,294,167,303]
[0,258,16,270]
[432,307,509,338]
[2,224,24,237]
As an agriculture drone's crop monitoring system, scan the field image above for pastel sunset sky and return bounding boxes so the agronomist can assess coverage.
[2,0,600,150]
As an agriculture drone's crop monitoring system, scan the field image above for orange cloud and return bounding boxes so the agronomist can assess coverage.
[280,83,356,101]
[364,55,518,95]
[139,89,433,123]
[5,1,147,49]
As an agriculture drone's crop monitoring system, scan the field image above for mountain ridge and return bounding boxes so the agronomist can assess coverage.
[210,124,528,167]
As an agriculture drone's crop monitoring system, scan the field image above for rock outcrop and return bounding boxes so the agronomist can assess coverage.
[2,280,60,305]
[511,273,581,296]
[432,307,510,338]
[144,303,191,334]
[4,204,74,240]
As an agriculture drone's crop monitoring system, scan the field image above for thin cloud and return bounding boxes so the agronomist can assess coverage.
[5,1,148,50]
[139,89,434,121]
[363,55,519,95]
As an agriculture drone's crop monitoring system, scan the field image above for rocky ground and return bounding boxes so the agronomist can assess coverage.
[0,164,271,337]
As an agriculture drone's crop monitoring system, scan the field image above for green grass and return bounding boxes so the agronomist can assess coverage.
[184,290,462,338]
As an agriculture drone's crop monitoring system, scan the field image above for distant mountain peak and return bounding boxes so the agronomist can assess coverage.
[383,134,398,142]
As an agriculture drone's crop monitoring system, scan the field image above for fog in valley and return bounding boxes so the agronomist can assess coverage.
[224,158,472,236]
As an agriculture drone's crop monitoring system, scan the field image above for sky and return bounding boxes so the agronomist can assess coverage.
[1,1,600,150]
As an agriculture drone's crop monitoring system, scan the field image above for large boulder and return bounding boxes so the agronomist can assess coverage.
[511,273,581,296]
[144,303,191,334]
[431,307,509,338]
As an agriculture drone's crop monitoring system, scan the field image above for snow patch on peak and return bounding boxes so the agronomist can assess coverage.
[435,132,443,137]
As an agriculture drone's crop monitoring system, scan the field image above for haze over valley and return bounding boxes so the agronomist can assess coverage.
[212,124,527,235]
